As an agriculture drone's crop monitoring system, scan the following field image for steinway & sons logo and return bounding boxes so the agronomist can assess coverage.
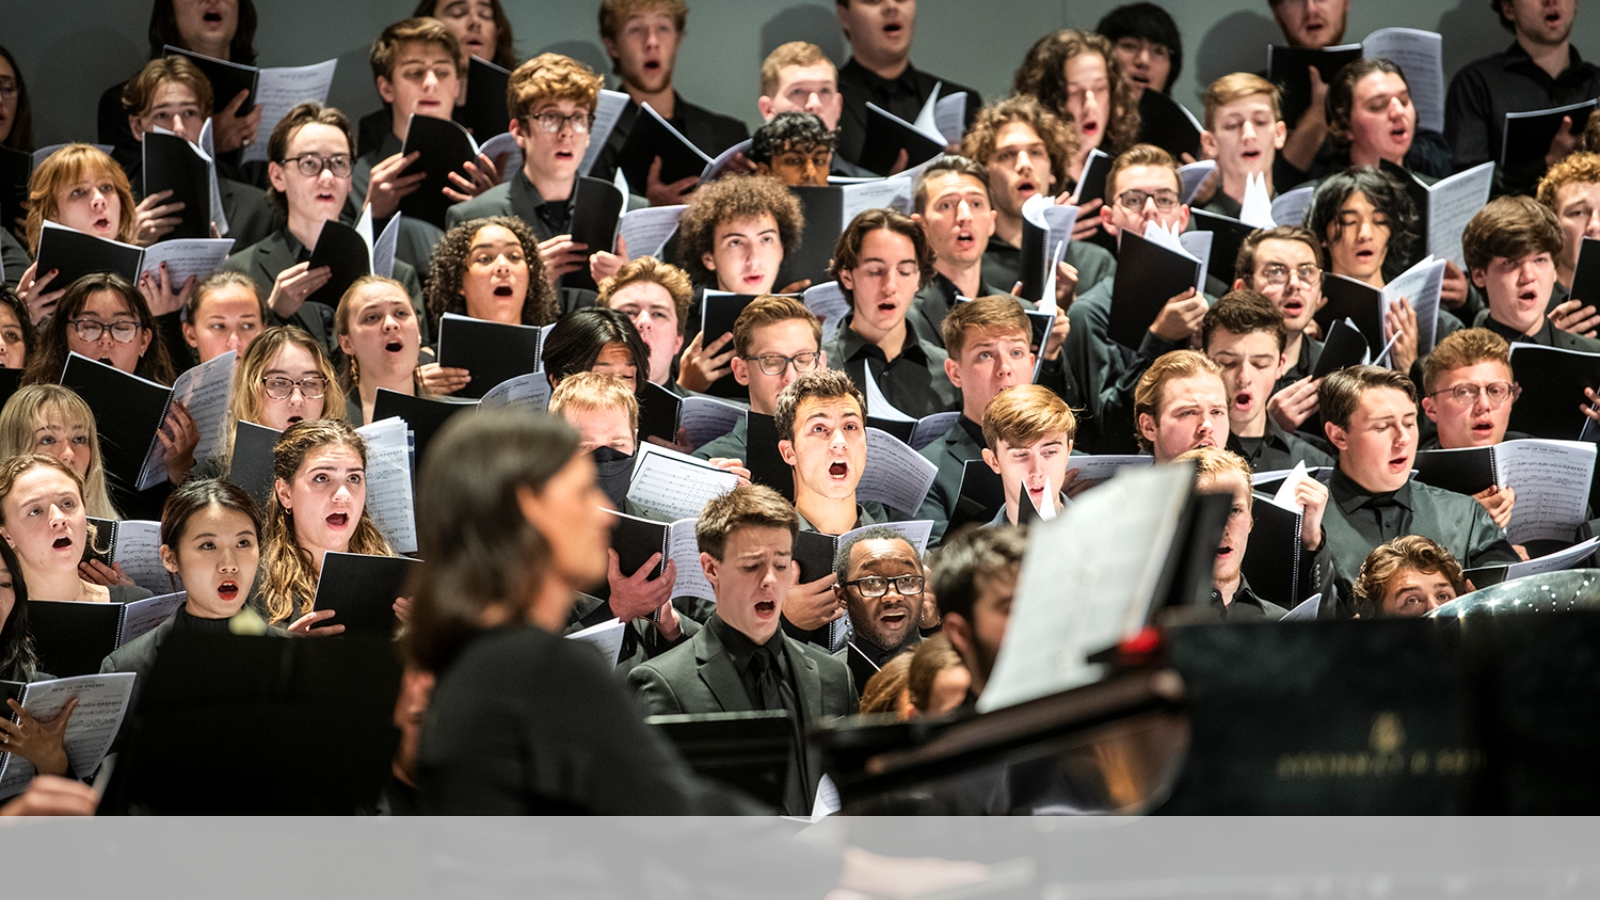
[1275,711,1485,780]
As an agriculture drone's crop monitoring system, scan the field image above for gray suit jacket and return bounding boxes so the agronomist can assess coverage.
[0,227,26,288]
[917,416,986,546]
[627,620,858,722]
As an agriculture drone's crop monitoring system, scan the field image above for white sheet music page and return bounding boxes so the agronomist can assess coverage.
[627,443,740,522]
[244,59,337,162]
[356,417,419,553]
[979,464,1192,712]
[0,673,136,797]
[857,428,938,513]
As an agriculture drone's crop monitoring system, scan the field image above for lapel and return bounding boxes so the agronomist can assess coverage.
[694,624,750,712]
[787,635,825,719]
[256,230,298,283]
[911,282,946,345]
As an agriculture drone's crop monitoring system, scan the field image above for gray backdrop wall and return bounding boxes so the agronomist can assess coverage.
[5,0,1595,148]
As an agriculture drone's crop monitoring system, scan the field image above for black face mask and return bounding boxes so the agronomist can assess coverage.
[592,446,634,511]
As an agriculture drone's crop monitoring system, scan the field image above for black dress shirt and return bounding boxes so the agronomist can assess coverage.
[1225,416,1336,472]
[1446,41,1600,195]
[823,318,960,418]
[1478,307,1600,352]
[1323,468,1520,611]
[835,59,981,165]
[1206,576,1288,622]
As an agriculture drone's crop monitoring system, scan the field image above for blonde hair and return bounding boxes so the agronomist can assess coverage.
[334,275,428,398]
[1420,328,1512,395]
[1175,445,1253,511]
[760,42,834,97]
[25,144,138,251]
[595,256,694,333]
[941,294,1032,359]
[259,420,394,624]
[216,326,347,469]
[1133,350,1222,454]
[731,294,820,358]
[981,384,1077,452]
[1202,72,1281,130]
[0,387,118,520]
[548,371,640,433]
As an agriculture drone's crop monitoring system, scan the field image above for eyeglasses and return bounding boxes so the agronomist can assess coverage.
[1260,264,1323,288]
[1429,381,1520,408]
[525,111,592,134]
[1115,189,1181,212]
[842,574,925,598]
[746,351,821,376]
[0,81,17,101]
[70,319,143,343]
[279,154,353,178]
[261,376,329,400]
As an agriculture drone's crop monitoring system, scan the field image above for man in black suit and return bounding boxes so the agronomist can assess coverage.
[628,484,858,816]
[448,53,627,314]
[832,0,981,168]
[587,0,750,206]
[830,527,927,693]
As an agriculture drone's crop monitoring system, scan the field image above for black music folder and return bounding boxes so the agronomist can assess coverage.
[312,551,421,635]
[618,104,713,191]
[563,177,625,293]
[435,313,544,400]
[398,113,478,229]
[303,219,370,308]
[141,130,212,240]
[1107,230,1201,349]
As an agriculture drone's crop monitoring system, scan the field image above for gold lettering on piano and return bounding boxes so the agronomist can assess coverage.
[1273,711,1486,781]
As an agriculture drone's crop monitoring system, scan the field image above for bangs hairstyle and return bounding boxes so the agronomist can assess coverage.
[1306,166,1419,284]
[1132,350,1222,454]
[599,0,688,67]
[942,294,1031,359]
[695,483,799,561]
[1318,364,1416,431]
[0,45,34,152]
[402,411,580,672]
[0,385,117,520]
[25,144,138,251]
[1353,535,1464,619]
[412,0,518,69]
[1095,3,1183,93]
[749,112,835,166]
[148,0,258,64]
[160,478,262,589]
[1013,29,1141,157]
[506,53,603,120]
[335,275,429,397]
[122,55,214,118]
[1537,151,1600,213]
[731,294,821,358]
[912,155,992,216]
[676,175,804,285]
[260,419,392,625]
[774,368,864,442]
[1421,328,1512,394]
[218,326,346,467]
[1461,195,1563,273]
[1325,58,1407,155]
[960,94,1076,192]
[426,216,558,329]
[265,103,354,217]
[1235,225,1325,280]
[540,307,650,388]
[1201,290,1288,354]
[1203,72,1280,130]
[760,42,835,97]
[22,272,175,388]
[1175,445,1254,510]
[931,525,1025,625]
[548,371,640,433]
[595,256,694,334]
[829,208,936,302]
[981,383,1077,452]
[369,17,465,84]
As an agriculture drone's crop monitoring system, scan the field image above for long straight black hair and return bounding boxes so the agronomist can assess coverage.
[0,534,38,683]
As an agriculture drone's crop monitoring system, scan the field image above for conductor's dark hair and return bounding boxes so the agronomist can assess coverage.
[1094,3,1183,94]
[0,535,36,683]
[540,307,650,390]
[148,0,259,65]
[1306,166,1419,284]
[749,112,835,165]
[0,46,33,152]
[931,525,1026,626]
[403,410,580,672]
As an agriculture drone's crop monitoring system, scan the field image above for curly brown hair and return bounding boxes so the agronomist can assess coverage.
[425,216,558,331]
[676,175,803,285]
[1012,30,1141,158]
[1352,535,1464,619]
[961,94,1077,195]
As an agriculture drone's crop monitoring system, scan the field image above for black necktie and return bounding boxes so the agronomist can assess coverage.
[750,647,809,816]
